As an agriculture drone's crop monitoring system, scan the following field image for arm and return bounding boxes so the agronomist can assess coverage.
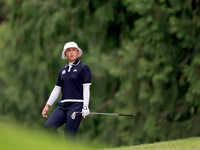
[83,83,91,106]
[42,85,61,118]
[46,85,61,106]
[82,83,91,118]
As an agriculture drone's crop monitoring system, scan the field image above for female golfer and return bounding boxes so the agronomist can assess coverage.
[42,41,91,139]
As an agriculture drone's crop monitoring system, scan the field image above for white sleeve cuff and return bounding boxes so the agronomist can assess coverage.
[46,85,61,106]
[83,84,91,106]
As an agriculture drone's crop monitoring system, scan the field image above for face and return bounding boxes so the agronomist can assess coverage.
[65,47,79,63]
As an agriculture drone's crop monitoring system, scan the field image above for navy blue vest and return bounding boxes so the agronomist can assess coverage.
[56,59,91,100]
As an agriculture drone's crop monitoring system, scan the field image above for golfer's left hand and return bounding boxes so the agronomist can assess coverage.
[82,105,90,118]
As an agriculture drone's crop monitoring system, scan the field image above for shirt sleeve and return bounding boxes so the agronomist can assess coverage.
[83,83,91,106]
[46,85,61,106]
[81,65,91,84]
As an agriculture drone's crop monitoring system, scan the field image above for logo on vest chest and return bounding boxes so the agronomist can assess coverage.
[73,69,77,72]
[62,70,66,74]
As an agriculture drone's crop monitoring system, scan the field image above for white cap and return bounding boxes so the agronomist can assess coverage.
[62,42,83,60]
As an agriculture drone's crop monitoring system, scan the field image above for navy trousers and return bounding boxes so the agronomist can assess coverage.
[44,101,83,138]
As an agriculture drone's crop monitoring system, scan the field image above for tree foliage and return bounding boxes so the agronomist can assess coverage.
[0,0,200,147]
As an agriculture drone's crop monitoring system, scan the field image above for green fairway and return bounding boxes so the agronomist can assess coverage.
[103,137,200,150]
[0,123,94,150]
[1,122,200,150]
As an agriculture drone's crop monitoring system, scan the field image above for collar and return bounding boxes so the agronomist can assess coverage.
[65,59,80,68]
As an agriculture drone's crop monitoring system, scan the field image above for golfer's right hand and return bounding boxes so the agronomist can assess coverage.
[42,104,50,118]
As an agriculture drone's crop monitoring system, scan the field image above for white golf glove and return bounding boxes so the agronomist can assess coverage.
[82,105,90,118]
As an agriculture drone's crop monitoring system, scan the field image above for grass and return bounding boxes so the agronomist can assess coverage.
[0,123,95,150]
[104,137,200,150]
[0,121,200,150]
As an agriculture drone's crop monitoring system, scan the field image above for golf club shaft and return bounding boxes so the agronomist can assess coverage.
[78,112,135,117]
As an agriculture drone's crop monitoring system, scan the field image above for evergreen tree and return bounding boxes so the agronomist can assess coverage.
[0,0,200,146]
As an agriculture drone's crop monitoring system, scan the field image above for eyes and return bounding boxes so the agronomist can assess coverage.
[66,48,78,53]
